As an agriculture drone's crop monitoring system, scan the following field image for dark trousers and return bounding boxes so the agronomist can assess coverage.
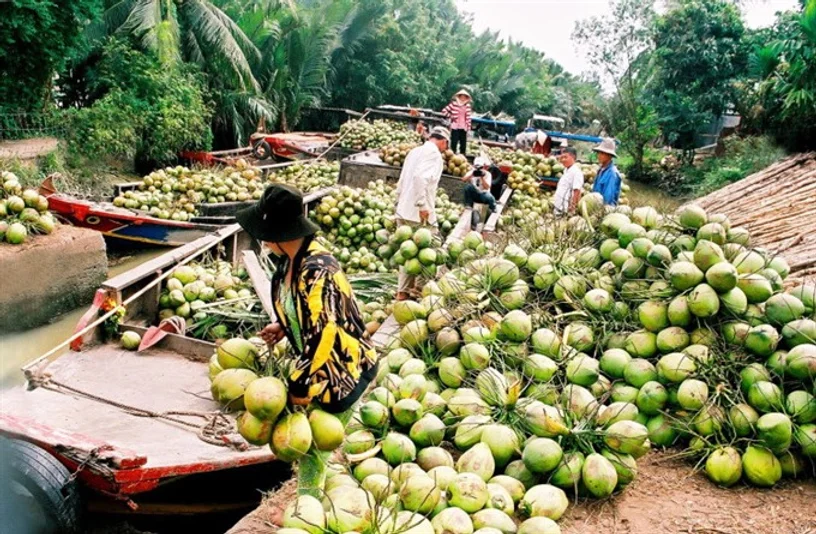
[451,129,467,154]
[463,183,496,211]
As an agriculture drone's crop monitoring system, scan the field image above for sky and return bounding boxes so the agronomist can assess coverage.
[455,0,801,78]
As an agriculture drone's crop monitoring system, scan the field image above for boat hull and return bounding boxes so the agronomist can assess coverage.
[45,194,223,247]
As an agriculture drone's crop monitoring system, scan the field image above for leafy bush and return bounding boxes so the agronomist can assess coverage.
[685,136,786,196]
[65,40,213,169]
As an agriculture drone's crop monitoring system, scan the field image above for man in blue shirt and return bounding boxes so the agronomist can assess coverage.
[591,138,621,205]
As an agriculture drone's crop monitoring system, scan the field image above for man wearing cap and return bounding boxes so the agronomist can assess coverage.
[461,156,497,230]
[442,89,472,155]
[591,138,622,206]
[394,126,449,300]
[236,184,379,497]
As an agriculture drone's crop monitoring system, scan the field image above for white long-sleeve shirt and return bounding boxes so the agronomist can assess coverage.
[395,141,444,224]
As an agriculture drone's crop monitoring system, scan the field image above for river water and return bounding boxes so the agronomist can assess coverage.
[0,249,165,389]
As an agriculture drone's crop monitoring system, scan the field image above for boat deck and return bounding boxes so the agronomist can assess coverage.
[0,343,273,494]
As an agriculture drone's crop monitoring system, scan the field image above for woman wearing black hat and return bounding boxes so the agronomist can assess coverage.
[236,184,378,496]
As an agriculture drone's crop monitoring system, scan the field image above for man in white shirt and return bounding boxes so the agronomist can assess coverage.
[552,147,583,216]
[394,126,449,300]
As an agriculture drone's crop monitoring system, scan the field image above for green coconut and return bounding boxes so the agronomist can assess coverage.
[786,344,816,380]
[519,484,569,521]
[447,473,489,513]
[688,284,720,318]
[693,240,726,271]
[756,412,793,453]
[747,381,784,413]
[786,390,816,423]
[738,274,773,304]
[668,296,692,327]
[705,447,743,487]
[624,330,658,358]
[742,446,782,487]
[697,223,727,245]
[764,293,805,326]
[669,262,705,291]
[581,453,618,498]
[271,412,312,462]
[409,414,446,448]
[781,319,816,348]
[522,438,564,474]
[623,358,658,388]
[216,337,259,369]
[729,403,759,437]
[744,324,780,356]
[382,432,417,465]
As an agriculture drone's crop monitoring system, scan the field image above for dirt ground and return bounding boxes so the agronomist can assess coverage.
[0,137,59,160]
[560,452,816,534]
[227,451,816,534]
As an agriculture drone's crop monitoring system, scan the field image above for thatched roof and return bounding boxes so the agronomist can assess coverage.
[694,152,816,284]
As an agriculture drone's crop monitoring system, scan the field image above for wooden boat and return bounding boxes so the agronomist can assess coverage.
[40,175,334,248]
[0,225,276,529]
[181,131,352,166]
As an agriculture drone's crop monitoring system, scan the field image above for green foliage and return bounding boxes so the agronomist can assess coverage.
[683,136,786,196]
[0,0,100,112]
[742,3,816,151]
[574,0,659,179]
[89,0,272,147]
[65,40,212,168]
[650,0,746,150]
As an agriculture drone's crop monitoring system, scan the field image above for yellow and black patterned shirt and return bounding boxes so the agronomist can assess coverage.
[271,238,378,412]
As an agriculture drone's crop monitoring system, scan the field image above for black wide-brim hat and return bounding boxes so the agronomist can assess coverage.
[236,183,320,242]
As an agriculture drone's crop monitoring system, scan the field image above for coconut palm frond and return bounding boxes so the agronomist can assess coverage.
[85,0,141,43]
[749,45,781,79]
[178,0,260,92]
[119,0,161,52]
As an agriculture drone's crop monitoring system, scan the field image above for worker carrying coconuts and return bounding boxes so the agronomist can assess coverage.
[591,138,621,206]
[552,147,583,216]
[514,130,552,155]
[236,184,379,414]
[394,126,450,300]
[442,89,472,155]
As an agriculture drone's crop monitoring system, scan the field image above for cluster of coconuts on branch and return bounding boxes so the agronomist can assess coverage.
[208,336,348,463]
[112,161,265,221]
[0,171,57,245]
[339,120,422,151]
[278,196,813,534]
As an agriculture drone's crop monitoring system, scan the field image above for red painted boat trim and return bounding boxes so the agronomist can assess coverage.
[0,412,275,496]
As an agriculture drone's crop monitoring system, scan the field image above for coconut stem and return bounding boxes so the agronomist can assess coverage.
[296,405,356,498]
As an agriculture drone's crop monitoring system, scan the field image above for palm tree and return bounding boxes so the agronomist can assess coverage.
[89,0,274,145]
[233,0,384,131]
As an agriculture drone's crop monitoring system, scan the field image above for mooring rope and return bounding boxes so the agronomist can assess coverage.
[26,370,247,451]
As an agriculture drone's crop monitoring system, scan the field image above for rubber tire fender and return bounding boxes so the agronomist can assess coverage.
[0,436,83,533]
[253,140,272,160]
